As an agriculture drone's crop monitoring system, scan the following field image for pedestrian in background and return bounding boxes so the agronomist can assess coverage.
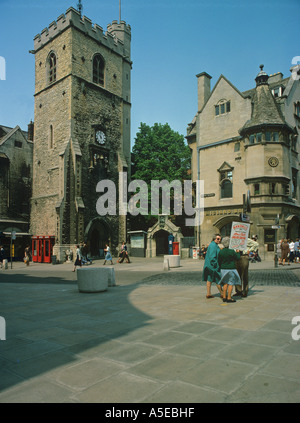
[202,234,222,299]
[118,241,131,263]
[0,245,6,269]
[294,238,300,263]
[280,239,290,266]
[103,243,113,265]
[289,239,295,263]
[73,245,82,271]
[277,239,282,265]
[24,246,31,266]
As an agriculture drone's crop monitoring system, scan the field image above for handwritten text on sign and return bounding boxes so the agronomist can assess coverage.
[229,222,250,250]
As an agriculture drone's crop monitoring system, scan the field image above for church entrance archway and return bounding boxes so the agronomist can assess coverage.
[286,215,300,240]
[154,229,169,255]
[85,218,109,257]
[146,216,183,257]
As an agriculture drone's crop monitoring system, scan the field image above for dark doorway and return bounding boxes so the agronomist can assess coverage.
[154,229,169,255]
[88,220,109,257]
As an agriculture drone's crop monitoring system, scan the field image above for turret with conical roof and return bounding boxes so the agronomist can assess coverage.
[240,65,292,136]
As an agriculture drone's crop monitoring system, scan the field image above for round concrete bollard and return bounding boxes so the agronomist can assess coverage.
[164,255,180,268]
[77,267,111,293]
[107,267,116,286]
[163,258,170,271]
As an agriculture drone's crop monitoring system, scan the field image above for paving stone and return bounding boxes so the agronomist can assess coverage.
[228,374,300,403]
[181,359,255,394]
[129,352,201,382]
[72,372,163,403]
[144,381,226,403]
[218,343,276,365]
[0,379,74,403]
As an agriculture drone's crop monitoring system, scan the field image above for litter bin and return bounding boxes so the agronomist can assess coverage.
[192,247,200,259]
[51,255,57,265]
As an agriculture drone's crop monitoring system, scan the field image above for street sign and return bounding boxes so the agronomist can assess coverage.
[11,231,16,240]
[240,213,250,223]
[272,225,281,229]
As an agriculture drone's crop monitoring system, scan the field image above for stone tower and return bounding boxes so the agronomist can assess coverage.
[30,7,132,261]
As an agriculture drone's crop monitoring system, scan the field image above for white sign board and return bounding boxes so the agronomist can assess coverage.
[229,221,250,251]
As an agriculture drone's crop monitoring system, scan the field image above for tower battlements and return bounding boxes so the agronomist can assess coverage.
[33,7,131,60]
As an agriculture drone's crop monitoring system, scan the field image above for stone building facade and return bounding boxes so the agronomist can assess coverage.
[0,123,33,258]
[187,65,300,259]
[30,7,132,261]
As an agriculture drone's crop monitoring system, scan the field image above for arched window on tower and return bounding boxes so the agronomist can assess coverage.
[93,54,105,86]
[48,52,57,84]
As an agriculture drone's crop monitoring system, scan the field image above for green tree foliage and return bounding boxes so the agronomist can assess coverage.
[131,122,190,183]
[130,123,192,234]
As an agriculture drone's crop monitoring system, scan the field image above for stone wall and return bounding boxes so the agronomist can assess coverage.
[30,8,131,261]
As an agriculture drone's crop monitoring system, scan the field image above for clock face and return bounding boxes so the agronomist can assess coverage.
[96,130,106,145]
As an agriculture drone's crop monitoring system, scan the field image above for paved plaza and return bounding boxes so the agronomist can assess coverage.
[0,256,300,403]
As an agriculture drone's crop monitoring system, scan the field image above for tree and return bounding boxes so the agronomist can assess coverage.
[132,122,190,183]
[130,122,192,233]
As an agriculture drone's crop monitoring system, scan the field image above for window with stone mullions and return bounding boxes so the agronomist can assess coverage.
[215,100,230,116]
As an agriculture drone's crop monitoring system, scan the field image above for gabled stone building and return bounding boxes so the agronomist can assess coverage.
[0,123,33,258]
[30,7,132,262]
[187,65,300,259]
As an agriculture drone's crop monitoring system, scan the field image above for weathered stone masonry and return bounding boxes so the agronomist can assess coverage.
[30,7,132,261]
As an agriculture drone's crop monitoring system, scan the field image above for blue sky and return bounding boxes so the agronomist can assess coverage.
[0,0,299,147]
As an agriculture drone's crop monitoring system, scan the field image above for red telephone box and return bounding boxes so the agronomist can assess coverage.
[32,236,55,263]
[32,236,38,262]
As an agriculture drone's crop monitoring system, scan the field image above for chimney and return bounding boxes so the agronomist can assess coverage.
[196,72,212,111]
[28,120,34,141]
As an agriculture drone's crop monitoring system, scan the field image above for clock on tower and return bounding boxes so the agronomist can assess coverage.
[95,130,106,145]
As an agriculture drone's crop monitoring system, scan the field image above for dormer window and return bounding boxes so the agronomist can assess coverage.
[215,100,231,116]
[271,86,283,98]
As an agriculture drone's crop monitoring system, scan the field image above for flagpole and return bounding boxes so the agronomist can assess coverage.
[119,0,121,23]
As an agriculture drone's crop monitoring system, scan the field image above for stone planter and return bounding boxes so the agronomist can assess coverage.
[163,255,180,268]
[77,267,116,293]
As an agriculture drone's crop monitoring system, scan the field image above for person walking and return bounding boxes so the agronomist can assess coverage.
[289,239,295,263]
[294,238,300,263]
[72,245,82,271]
[277,239,282,265]
[202,234,222,299]
[103,243,113,265]
[281,239,290,266]
[24,246,31,266]
[0,245,6,269]
[217,237,241,303]
[118,241,131,263]
[81,242,92,265]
